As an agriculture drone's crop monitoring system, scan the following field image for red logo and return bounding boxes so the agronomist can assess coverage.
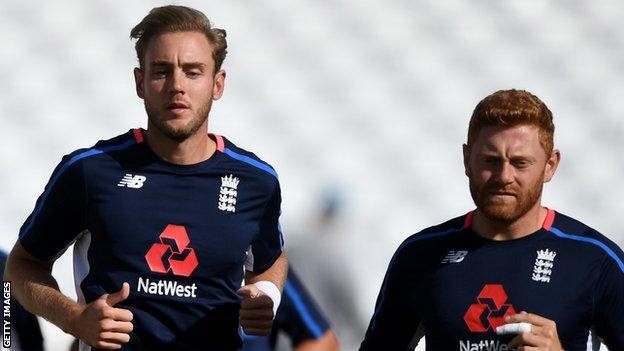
[145,224,198,277]
[464,284,517,332]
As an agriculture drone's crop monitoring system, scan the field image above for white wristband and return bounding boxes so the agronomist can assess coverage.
[496,322,532,335]
[253,280,281,317]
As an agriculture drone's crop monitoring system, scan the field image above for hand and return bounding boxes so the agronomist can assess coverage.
[505,311,564,351]
[237,284,274,336]
[69,282,134,350]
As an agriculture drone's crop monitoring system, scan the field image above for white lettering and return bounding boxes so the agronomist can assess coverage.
[2,281,10,348]
[459,340,470,351]
[137,277,197,298]
[460,340,509,351]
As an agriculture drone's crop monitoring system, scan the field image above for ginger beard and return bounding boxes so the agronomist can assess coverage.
[144,94,212,142]
[468,169,545,224]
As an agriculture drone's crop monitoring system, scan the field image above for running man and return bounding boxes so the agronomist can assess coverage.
[5,5,287,350]
[360,89,624,350]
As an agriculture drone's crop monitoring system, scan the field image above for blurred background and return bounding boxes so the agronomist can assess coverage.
[1,0,623,350]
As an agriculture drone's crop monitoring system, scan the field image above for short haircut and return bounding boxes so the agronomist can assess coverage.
[130,5,227,72]
[467,89,555,154]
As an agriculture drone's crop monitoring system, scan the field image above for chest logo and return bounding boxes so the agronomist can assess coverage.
[532,249,556,283]
[218,174,239,213]
[145,224,198,277]
[464,284,517,333]
[441,250,468,263]
[118,174,146,188]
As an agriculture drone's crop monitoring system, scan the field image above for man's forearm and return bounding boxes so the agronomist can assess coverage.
[296,330,340,351]
[245,252,288,290]
[5,243,81,335]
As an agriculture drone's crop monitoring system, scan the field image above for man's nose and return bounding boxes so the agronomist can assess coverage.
[169,69,185,95]
[494,161,515,184]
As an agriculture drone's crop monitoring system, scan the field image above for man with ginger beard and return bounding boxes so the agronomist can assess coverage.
[5,5,287,351]
[360,90,624,351]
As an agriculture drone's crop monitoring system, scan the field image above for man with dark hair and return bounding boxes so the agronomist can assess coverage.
[5,5,287,350]
[360,89,624,350]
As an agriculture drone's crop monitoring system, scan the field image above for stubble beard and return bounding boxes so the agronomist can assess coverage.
[145,99,212,142]
[469,173,544,224]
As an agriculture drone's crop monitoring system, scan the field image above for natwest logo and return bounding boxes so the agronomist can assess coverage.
[459,340,510,351]
[464,284,516,332]
[145,224,198,277]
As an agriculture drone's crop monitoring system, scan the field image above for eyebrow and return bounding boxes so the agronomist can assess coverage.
[477,152,536,161]
[149,60,207,70]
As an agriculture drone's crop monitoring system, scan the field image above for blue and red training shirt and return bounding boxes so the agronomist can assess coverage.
[360,209,624,351]
[19,129,284,350]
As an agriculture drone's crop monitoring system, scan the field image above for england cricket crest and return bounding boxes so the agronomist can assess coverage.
[218,174,239,213]
[532,249,556,283]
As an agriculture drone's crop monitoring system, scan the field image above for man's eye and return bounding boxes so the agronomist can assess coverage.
[186,71,201,77]
[484,158,498,164]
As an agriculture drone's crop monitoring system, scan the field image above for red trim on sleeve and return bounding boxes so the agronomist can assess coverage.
[133,128,144,143]
[542,208,556,230]
[463,211,475,229]
[210,134,224,152]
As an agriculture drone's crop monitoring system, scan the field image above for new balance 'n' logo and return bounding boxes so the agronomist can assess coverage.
[441,250,468,263]
[118,174,146,188]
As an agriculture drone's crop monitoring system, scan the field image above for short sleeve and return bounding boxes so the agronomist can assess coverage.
[19,154,87,261]
[360,244,422,350]
[274,268,331,346]
[592,252,624,349]
[245,180,284,273]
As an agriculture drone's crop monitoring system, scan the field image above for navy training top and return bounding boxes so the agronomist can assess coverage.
[361,209,624,351]
[19,129,284,350]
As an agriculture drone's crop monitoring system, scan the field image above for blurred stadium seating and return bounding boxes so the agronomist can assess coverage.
[1,1,621,350]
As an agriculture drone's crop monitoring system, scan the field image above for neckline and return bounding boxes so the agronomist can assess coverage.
[462,208,556,244]
[467,226,547,246]
[134,128,225,173]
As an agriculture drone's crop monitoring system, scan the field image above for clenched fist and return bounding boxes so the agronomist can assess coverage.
[68,282,134,350]
[237,284,275,336]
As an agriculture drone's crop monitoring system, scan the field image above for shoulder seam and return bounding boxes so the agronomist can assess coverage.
[222,147,278,179]
[368,222,465,331]
[21,136,138,235]
[399,225,465,250]
[548,226,624,273]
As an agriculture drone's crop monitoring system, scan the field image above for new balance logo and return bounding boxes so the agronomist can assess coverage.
[118,174,146,188]
[441,250,468,263]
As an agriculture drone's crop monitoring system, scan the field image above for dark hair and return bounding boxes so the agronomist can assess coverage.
[130,5,227,72]
[467,89,555,154]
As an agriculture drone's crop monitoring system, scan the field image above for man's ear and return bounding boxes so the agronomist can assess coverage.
[212,69,226,100]
[134,67,144,99]
[463,144,471,177]
[544,149,561,183]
